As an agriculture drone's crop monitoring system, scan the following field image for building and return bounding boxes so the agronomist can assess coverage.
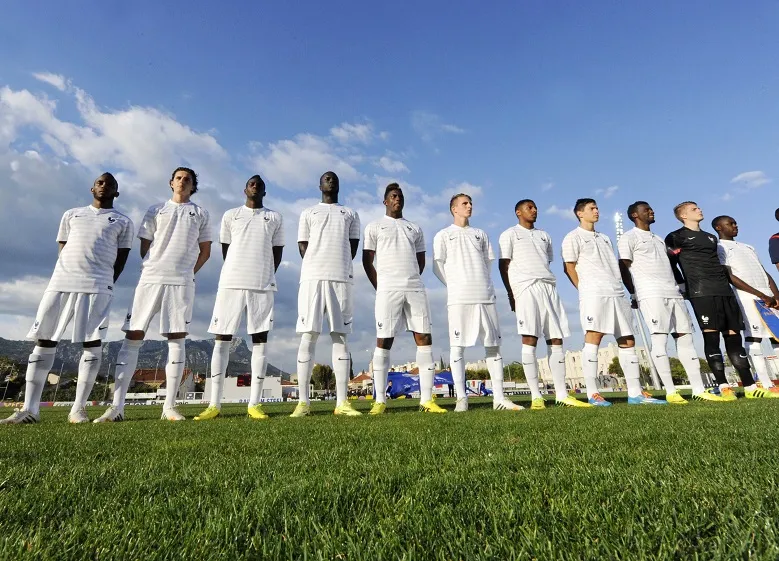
[203,374,282,403]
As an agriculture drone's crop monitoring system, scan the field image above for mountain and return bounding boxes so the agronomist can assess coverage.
[0,337,290,379]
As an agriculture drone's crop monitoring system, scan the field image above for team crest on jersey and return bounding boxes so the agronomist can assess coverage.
[454,330,460,338]
[125,313,132,321]
[753,324,759,330]
[189,211,196,216]
[32,321,39,331]
[377,322,383,328]
[212,318,219,325]
[708,236,716,243]
[108,216,116,223]
[586,316,594,323]
[651,319,658,325]
[701,315,709,324]
[475,235,481,240]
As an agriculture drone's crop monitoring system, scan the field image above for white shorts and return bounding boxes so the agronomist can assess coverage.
[448,303,502,347]
[734,289,772,338]
[297,280,353,334]
[209,288,274,335]
[514,282,570,340]
[123,283,194,335]
[638,297,694,335]
[375,290,432,338]
[27,291,112,343]
[579,296,634,338]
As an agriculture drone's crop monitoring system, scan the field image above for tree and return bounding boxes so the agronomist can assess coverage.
[669,357,688,385]
[638,365,653,388]
[312,364,334,390]
[698,359,711,374]
[503,362,526,383]
[607,357,623,377]
[466,368,490,380]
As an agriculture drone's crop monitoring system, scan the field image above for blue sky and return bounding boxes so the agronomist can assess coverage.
[1,1,778,368]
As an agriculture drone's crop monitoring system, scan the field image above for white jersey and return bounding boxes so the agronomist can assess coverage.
[218,206,284,291]
[498,224,556,295]
[433,224,496,305]
[718,240,771,292]
[298,203,360,283]
[363,216,425,292]
[138,200,212,286]
[561,227,623,298]
[617,227,681,300]
[47,205,134,295]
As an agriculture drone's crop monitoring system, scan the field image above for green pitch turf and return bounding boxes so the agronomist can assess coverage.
[2,398,779,560]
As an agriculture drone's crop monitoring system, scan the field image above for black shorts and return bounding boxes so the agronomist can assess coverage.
[689,295,744,332]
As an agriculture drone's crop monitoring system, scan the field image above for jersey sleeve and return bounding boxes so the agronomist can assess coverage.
[272,213,285,246]
[118,218,134,249]
[297,209,310,242]
[137,206,157,241]
[716,244,728,266]
[198,208,213,243]
[349,211,361,240]
[219,211,232,245]
[770,235,779,264]
[484,232,495,262]
[616,233,633,261]
[56,211,71,243]
[363,223,377,251]
[498,230,512,260]
[561,233,579,263]
[433,231,446,263]
[415,228,426,253]
[546,234,554,263]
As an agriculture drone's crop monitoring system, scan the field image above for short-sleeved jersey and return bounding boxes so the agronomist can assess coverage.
[561,228,623,298]
[498,225,556,295]
[363,216,425,292]
[770,233,779,265]
[217,206,284,291]
[47,206,134,295]
[433,225,495,305]
[617,227,681,300]
[717,240,771,293]
[138,200,212,286]
[665,227,731,298]
[298,203,360,283]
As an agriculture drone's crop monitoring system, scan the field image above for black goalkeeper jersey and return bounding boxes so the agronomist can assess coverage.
[665,227,732,298]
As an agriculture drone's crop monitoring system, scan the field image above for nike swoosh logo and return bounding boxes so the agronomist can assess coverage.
[84,358,99,362]
[99,326,108,330]
[117,362,127,366]
[338,357,351,361]
[185,321,191,324]
[28,360,42,364]
[452,358,462,363]
[297,359,310,364]
[687,237,696,240]
[171,361,184,365]
[587,359,598,363]
[344,321,352,325]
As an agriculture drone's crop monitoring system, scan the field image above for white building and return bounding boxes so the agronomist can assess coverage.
[203,375,282,403]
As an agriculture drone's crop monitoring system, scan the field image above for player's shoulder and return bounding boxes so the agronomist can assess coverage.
[62,206,87,219]
[499,225,516,239]
[187,201,209,216]
[337,204,358,218]
[561,228,581,243]
[108,208,133,224]
[434,225,454,239]
[222,206,242,220]
[262,207,283,221]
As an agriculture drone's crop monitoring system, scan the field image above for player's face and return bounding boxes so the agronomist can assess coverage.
[635,204,654,224]
[170,171,194,196]
[517,202,537,223]
[384,189,404,212]
[682,205,703,221]
[245,178,266,199]
[578,202,599,223]
[320,172,339,194]
[92,174,118,200]
[451,196,472,218]
[720,218,738,237]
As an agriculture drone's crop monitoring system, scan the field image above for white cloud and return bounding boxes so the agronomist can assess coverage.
[32,72,68,91]
[376,155,409,173]
[545,204,577,221]
[541,182,554,192]
[595,185,619,199]
[329,122,374,144]
[411,110,465,143]
[730,170,770,189]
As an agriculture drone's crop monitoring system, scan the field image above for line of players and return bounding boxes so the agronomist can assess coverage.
[3,168,779,424]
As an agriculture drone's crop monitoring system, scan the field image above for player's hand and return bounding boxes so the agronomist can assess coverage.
[630,296,638,309]
[508,294,515,312]
[760,293,778,308]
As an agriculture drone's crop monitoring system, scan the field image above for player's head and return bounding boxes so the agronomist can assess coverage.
[627,201,653,225]
[673,201,702,223]
[320,171,339,195]
[383,183,404,213]
[712,215,737,238]
[514,199,537,224]
[775,207,779,222]
[574,198,598,223]
[91,172,119,201]
[245,174,266,200]
[170,167,198,196]
[450,193,472,218]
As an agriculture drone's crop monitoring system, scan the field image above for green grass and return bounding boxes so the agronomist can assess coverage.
[2,398,779,560]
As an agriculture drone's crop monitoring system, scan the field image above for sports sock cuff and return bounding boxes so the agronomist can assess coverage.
[214,340,231,350]
[252,342,266,353]
[34,346,57,355]
[124,339,143,350]
[618,347,637,357]
[374,348,390,358]
[416,345,432,353]
[583,342,598,354]
[521,344,537,357]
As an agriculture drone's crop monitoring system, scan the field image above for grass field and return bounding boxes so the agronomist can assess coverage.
[2,398,779,560]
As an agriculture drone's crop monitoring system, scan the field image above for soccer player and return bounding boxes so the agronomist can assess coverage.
[770,208,779,272]
[433,193,522,412]
[498,199,591,409]
[713,215,779,396]
[291,171,361,417]
[617,201,724,403]
[193,175,284,421]
[363,183,445,415]
[562,198,666,406]
[1,173,133,425]
[666,202,763,400]
[94,167,212,422]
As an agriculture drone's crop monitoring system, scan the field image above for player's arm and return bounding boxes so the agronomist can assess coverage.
[362,249,378,290]
[563,262,579,289]
[221,243,230,260]
[194,241,211,274]
[140,238,152,259]
[770,235,779,273]
[664,232,687,291]
[432,233,447,285]
[58,242,66,254]
[298,241,308,258]
[618,259,637,303]
[417,252,425,274]
[350,239,359,260]
[349,212,361,260]
[765,268,779,304]
[113,248,131,282]
[272,246,283,272]
[498,259,514,312]
[726,269,776,307]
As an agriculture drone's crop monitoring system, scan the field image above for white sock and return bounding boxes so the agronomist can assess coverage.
[619,347,642,398]
[111,339,142,411]
[450,346,466,400]
[675,334,706,394]
[747,341,774,388]
[23,346,56,415]
[548,345,569,400]
[416,345,435,403]
[296,332,318,405]
[521,344,542,400]
[650,333,676,394]
[249,343,267,407]
[71,348,102,412]
[331,332,350,406]
[164,339,186,410]
[582,342,600,398]
[372,348,390,404]
[208,340,231,408]
[486,346,505,402]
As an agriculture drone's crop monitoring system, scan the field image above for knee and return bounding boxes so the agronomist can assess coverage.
[485,346,502,360]
[617,336,635,349]
[330,332,347,346]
